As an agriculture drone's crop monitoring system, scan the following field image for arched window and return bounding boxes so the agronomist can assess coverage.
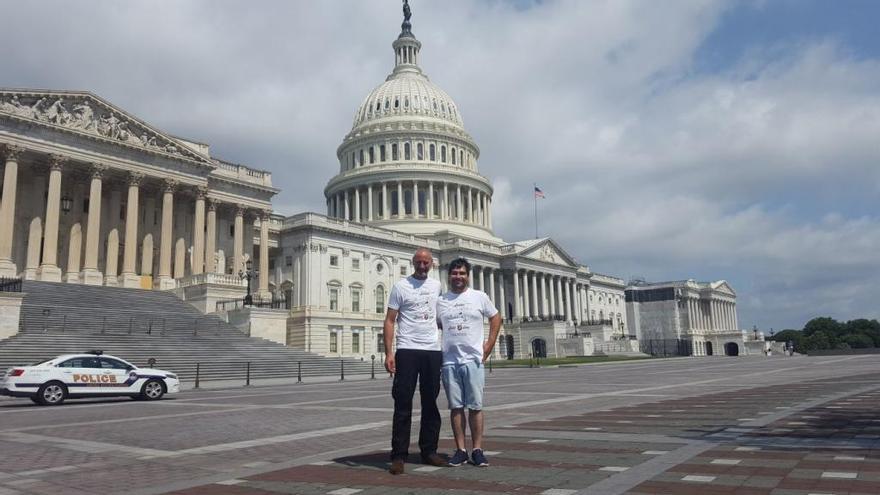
[369,147,375,164]
[429,144,436,161]
[451,147,457,165]
[440,146,447,163]
[359,149,364,167]
[404,97,409,108]
[379,145,386,162]
[391,143,398,161]
[394,98,399,109]
[375,285,386,314]
[417,143,424,160]
[460,150,465,167]
[404,142,411,160]
[384,99,390,110]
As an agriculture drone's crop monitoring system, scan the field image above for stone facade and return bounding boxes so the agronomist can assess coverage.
[0,90,278,296]
[625,279,745,356]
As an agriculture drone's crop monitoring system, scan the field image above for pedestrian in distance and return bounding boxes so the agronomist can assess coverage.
[383,247,445,475]
[437,257,502,467]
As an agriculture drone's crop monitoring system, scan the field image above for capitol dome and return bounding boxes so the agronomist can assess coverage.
[324,4,499,242]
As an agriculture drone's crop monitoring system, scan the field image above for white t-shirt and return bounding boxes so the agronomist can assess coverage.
[438,288,498,365]
[387,276,442,351]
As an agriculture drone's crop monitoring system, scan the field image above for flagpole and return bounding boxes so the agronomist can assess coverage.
[534,183,538,239]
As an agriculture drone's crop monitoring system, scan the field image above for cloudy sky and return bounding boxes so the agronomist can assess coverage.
[2,0,878,331]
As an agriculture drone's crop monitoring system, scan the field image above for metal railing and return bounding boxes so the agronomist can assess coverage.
[20,308,231,336]
[216,296,290,312]
[0,277,22,292]
[189,357,383,388]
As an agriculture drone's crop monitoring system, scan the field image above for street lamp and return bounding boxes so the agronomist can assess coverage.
[239,259,255,306]
[61,195,72,213]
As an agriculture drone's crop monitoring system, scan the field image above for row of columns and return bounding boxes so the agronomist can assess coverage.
[435,263,588,324]
[328,181,492,229]
[0,145,270,293]
[687,298,737,331]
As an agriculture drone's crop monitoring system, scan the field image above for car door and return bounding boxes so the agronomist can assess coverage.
[99,357,134,393]
[56,356,103,394]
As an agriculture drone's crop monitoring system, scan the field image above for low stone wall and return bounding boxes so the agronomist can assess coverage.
[226,307,290,346]
[0,291,25,340]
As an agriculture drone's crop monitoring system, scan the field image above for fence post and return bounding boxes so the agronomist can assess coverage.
[340,360,345,381]
[297,361,302,383]
[194,363,200,389]
[245,362,251,387]
[371,355,376,380]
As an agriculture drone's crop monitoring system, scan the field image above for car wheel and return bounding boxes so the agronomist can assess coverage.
[140,379,165,401]
[36,381,67,406]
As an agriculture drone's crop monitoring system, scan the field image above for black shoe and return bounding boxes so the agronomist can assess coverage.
[471,448,489,467]
[389,458,405,475]
[448,449,468,467]
[421,452,446,467]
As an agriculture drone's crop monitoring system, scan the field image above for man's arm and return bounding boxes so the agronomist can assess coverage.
[383,308,399,374]
[482,312,502,362]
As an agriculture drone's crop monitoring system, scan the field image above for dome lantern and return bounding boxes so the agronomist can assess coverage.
[392,0,423,77]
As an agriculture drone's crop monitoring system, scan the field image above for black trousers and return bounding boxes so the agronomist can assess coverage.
[390,348,442,461]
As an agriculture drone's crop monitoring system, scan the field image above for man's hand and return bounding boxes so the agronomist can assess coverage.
[385,353,396,374]
[482,341,492,363]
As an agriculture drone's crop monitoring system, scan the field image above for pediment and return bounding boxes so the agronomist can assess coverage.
[0,89,210,164]
[519,239,578,267]
[710,280,736,296]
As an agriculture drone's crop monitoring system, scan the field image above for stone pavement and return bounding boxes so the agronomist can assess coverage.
[1,355,879,495]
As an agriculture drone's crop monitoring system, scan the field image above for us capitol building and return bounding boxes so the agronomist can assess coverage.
[0,5,749,358]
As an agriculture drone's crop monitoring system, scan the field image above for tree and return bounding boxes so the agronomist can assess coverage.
[803,317,843,338]
[769,329,803,349]
[843,333,875,349]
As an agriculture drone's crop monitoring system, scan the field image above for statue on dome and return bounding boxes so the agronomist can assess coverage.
[401,0,412,35]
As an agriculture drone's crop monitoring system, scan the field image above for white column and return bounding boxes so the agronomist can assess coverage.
[513,270,521,320]
[367,184,373,221]
[0,145,24,276]
[555,277,563,318]
[343,190,350,220]
[487,267,496,305]
[548,275,556,317]
[567,280,576,323]
[80,164,105,284]
[381,182,388,219]
[478,266,486,292]
[442,182,449,220]
[412,181,419,217]
[456,185,463,221]
[233,206,244,275]
[468,188,474,223]
[487,196,493,229]
[354,188,361,222]
[157,180,175,288]
[119,172,143,288]
[497,271,506,319]
[397,181,404,217]
[529,272,538,319]
[37,155,65,282]
[427,182,434,218]
[192,188,206,275]
[259,210,270,296]
[538,274,547,318]
[521,270,531,318]
[205,199,217,274]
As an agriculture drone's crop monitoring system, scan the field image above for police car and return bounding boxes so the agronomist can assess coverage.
[0,351,180,406]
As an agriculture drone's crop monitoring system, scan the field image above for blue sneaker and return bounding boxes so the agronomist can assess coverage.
[471,448,489,467]
[448,449,468,467]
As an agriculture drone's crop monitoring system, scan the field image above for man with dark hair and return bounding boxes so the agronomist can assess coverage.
[437,257,502,467]
[383,247,445,475]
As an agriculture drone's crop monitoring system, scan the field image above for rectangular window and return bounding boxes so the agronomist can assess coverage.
[352,258,360,270]
[404,142,411,160]
[329,329,338,353]
[329,288,338,311]
[330,255,339,267]
[352,331,360,354]
[285,255,293,267]
[369,147,375,164]
[400,266,407,276]
[377,330,385,353]
[351,290,360,312]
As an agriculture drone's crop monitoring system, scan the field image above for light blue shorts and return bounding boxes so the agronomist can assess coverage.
[441,361,484,410]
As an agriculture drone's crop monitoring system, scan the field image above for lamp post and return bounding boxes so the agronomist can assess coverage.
[239,259,256,306]
[61,195,72,214]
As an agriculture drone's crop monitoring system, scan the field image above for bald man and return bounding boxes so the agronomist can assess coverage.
[383,247,445,475]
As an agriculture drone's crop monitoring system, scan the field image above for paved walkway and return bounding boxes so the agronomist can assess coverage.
[1,355,878,495]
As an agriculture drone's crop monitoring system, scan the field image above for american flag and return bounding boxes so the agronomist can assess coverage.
[534,185,545,199]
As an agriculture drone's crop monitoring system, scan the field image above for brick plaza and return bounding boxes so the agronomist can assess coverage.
[1,355,879,495]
